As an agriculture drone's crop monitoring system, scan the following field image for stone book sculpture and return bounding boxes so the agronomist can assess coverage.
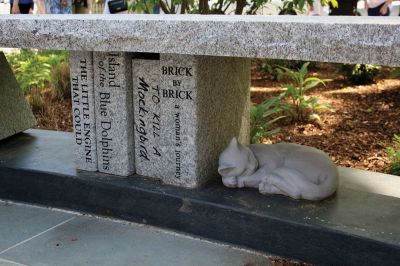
[69,51,98,171]
[94,52,135,176]
[218,138,339,200]
[133,54,251,188]
[132,55,163,179]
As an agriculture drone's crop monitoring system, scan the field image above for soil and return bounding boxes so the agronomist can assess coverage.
[31,62,400,174]
[252,62,400,173]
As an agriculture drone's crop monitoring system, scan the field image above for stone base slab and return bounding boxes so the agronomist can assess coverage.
[0,129,399,266]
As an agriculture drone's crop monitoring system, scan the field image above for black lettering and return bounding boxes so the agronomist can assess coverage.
[153,147,161,157]
[162,66,167,75]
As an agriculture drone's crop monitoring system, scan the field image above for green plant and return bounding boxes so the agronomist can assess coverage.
[338,64,381,85]
[27,87,45,114]
[386,135,400,176]
[390,68,400,78]
[259,59,316,81]
[6,49,68,93]
[128,0,337,15]
[51,62,71,99]
[280,0,337,14]
[250,94,286,144]
[278,62,333,122]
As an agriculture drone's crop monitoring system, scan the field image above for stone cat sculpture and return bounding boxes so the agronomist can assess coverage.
[218,138,339,201]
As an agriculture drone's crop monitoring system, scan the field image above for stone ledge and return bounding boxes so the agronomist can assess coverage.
[0,15,399,66]
[0,129,399,265]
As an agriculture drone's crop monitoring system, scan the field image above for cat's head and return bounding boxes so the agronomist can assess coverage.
[218,137,258,188]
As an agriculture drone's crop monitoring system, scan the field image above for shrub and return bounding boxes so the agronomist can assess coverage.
[250,95,286,144]
[386,135,400,176]
[390,68,400,78]
[259,59,316,81]
[278,62,333,122]
[338,64,381,85]
[6,49,69,93]
[128,0,338,15]
[26,87,45,114]
[281,0,337,14]
[51,62,71,99]
[250,62,333,143]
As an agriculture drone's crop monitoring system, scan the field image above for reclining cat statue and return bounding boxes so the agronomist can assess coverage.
[218,138,339,201]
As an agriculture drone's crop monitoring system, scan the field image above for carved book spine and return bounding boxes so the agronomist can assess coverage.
[132,55,163,178]
[94,52,135,176]
[69,51,98,171]
[159,54,198,187]
[133,54,250,188]
[133,54,198,186]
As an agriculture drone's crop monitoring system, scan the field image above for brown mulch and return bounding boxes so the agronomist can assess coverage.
[31,88,73,132]
[251,63,400,173]
[30,63,400,174]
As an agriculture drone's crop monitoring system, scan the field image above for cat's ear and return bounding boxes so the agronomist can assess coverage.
[230,137,248,153]
[218,165,236,177]
[229,137,239,150]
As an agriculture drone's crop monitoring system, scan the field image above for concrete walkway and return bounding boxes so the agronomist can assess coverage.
[0,201,271,266]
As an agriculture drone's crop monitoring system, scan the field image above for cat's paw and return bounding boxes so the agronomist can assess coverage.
[259,183,279,195]
[259,177,277,195]
[222,176,238,188]
[259,182,272,194]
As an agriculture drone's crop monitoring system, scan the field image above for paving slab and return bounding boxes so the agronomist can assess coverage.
[0,258,27,266]
[0,202,270,266]
[0,202,74,252]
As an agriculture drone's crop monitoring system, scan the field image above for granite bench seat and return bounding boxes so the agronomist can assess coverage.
[0,14,399,66]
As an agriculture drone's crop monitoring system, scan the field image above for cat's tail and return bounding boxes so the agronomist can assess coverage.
[302,169,339,201]
[267,167,339,201]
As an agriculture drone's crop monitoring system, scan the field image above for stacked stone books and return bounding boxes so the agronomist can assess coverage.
[70,51,135,176]
[70,52,250,188]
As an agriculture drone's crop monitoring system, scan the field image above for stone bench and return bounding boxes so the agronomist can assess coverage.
[1,14,400,188]
[1,14,400,265]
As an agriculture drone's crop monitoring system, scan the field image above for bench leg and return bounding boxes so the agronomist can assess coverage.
[133,54,250,188]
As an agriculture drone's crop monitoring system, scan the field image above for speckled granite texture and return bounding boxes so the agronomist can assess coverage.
[0,52,36,140]
[94,52,135,176]
[132,56,163,180]
[0,15,399,66]
[133,54,250,188]
[69,51,98,171]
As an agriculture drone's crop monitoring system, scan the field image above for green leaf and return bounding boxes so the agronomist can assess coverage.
[390,68,400,78]
[309,113,321,121]
[299,62,310,84]
[303,77,326,90]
